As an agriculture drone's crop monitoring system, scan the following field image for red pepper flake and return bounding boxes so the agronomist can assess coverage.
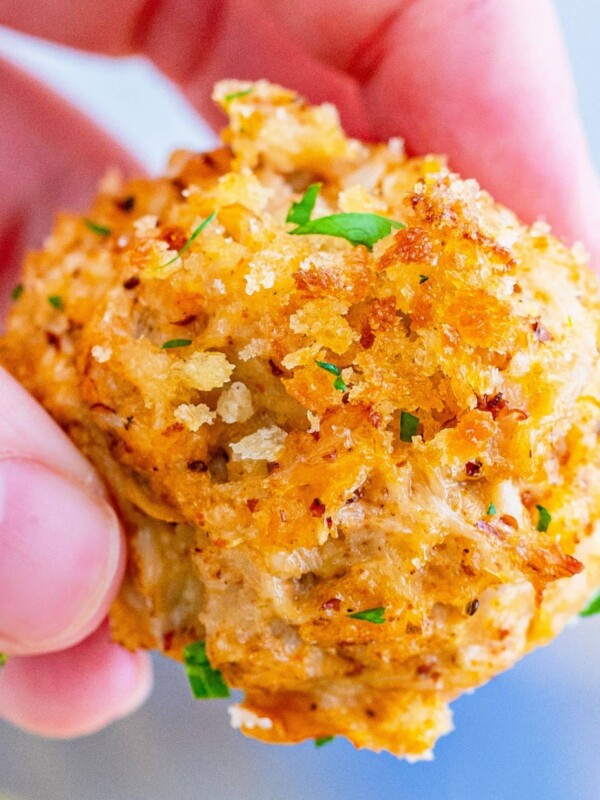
[322,450,338,462]
[162,630,175,651]
[360,326,375,349]
[366,406,383,428]
[499,514,519,530]
[123,276,140,290]
[532,320,553,342]
[521,490,535,509]
[268,359,285,377]
[172,313,197,327]
[405,622,422,634]
[45,331,61,349]
[325,516,333,529]
[465,598,480,616]
[321,597,341,611]
[162,225,188,251]
[187,459,208,472]
[477,392,506,420]
[310,498,326,517]
[116,195,136,212]
[267,461,280,475]
[465,460,482,477]
[90,402,117,413]
[246,498,259,512]
[213,538,228,548]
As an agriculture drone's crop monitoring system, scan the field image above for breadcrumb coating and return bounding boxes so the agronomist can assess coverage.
[3,79,600,757]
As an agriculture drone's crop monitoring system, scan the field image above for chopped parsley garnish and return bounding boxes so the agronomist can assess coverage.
[11,283,23,301]
[84,218,111,236]
[0,653,6,667]
[183,641,230,699]
[315,359,347,392]
[48,295,64,311]
[290,213,404,250]
[163,212,216,267]
[348,606,386,624]
[287,184,404,249]
[419,274,429,284]
[161,338,192,350]
[580,590,600,618]
[314,736,335,748]
[224,88,253,102]
[567,315,573,327]
[487,502,497,516]
[286,183,321,225]
[400,411,419,443]
[536,505,551,533]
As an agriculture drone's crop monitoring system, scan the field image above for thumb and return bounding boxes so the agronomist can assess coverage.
[0,367,124,656]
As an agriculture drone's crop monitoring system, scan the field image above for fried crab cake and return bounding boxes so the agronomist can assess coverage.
[3,80,600,757]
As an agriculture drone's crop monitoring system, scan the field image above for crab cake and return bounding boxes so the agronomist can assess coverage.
[3,80,600,757]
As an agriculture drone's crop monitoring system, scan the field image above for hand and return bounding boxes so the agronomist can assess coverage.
[0,0,597,738]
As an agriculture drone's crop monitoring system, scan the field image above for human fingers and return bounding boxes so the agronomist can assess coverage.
[0,369,125,656]
[259,0,600,260]
[0,621,153,737]
[3,0,598,259]
[0,1,372,138]
[0,58,140,320]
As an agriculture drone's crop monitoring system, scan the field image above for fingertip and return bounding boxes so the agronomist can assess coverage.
[0,459,125,656]
[0,622,153,738]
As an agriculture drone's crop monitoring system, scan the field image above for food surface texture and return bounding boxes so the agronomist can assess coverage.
[3,80,600,757]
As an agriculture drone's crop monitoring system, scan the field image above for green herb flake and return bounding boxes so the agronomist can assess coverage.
[536,504,551,533]
[315,360,341,377]
[400,411,419,443]
[419,274,429,284]
[486,502,497,516]
[161,338,193,350]
[315,359,347,392]
[314,736,335,748]
[11,283,24,301]
[567,315,573,328]
[224,88,253,102]
[0,653,7,667]
[163,212,216,267]
[183,641,230,699]
[348,606,386,624]
[286,183,321,226]
[290,213,404,250]
[48,295,64,311]
[580,590,600,618]
[84,218,111,237]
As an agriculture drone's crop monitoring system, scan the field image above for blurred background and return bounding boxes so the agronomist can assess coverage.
[1,3,600,798]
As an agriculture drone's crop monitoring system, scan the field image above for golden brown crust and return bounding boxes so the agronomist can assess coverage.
[3,79,600,756]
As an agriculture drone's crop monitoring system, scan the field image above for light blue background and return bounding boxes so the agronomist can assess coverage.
[1,4,600,798]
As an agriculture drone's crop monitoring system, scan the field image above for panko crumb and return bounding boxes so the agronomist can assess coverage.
[174,403,216,432]
[174,352,235,391]
[230,425,288,461]
[91,345,112,363]
[228,705,273,731]
[217,382,254,423]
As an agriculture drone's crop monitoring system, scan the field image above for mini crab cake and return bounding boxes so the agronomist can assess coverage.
[3,79,600,758]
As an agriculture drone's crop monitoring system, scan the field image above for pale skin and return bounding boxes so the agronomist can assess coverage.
[0,0,598,737]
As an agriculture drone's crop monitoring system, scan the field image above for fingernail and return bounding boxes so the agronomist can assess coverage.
[0,459,124,655]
